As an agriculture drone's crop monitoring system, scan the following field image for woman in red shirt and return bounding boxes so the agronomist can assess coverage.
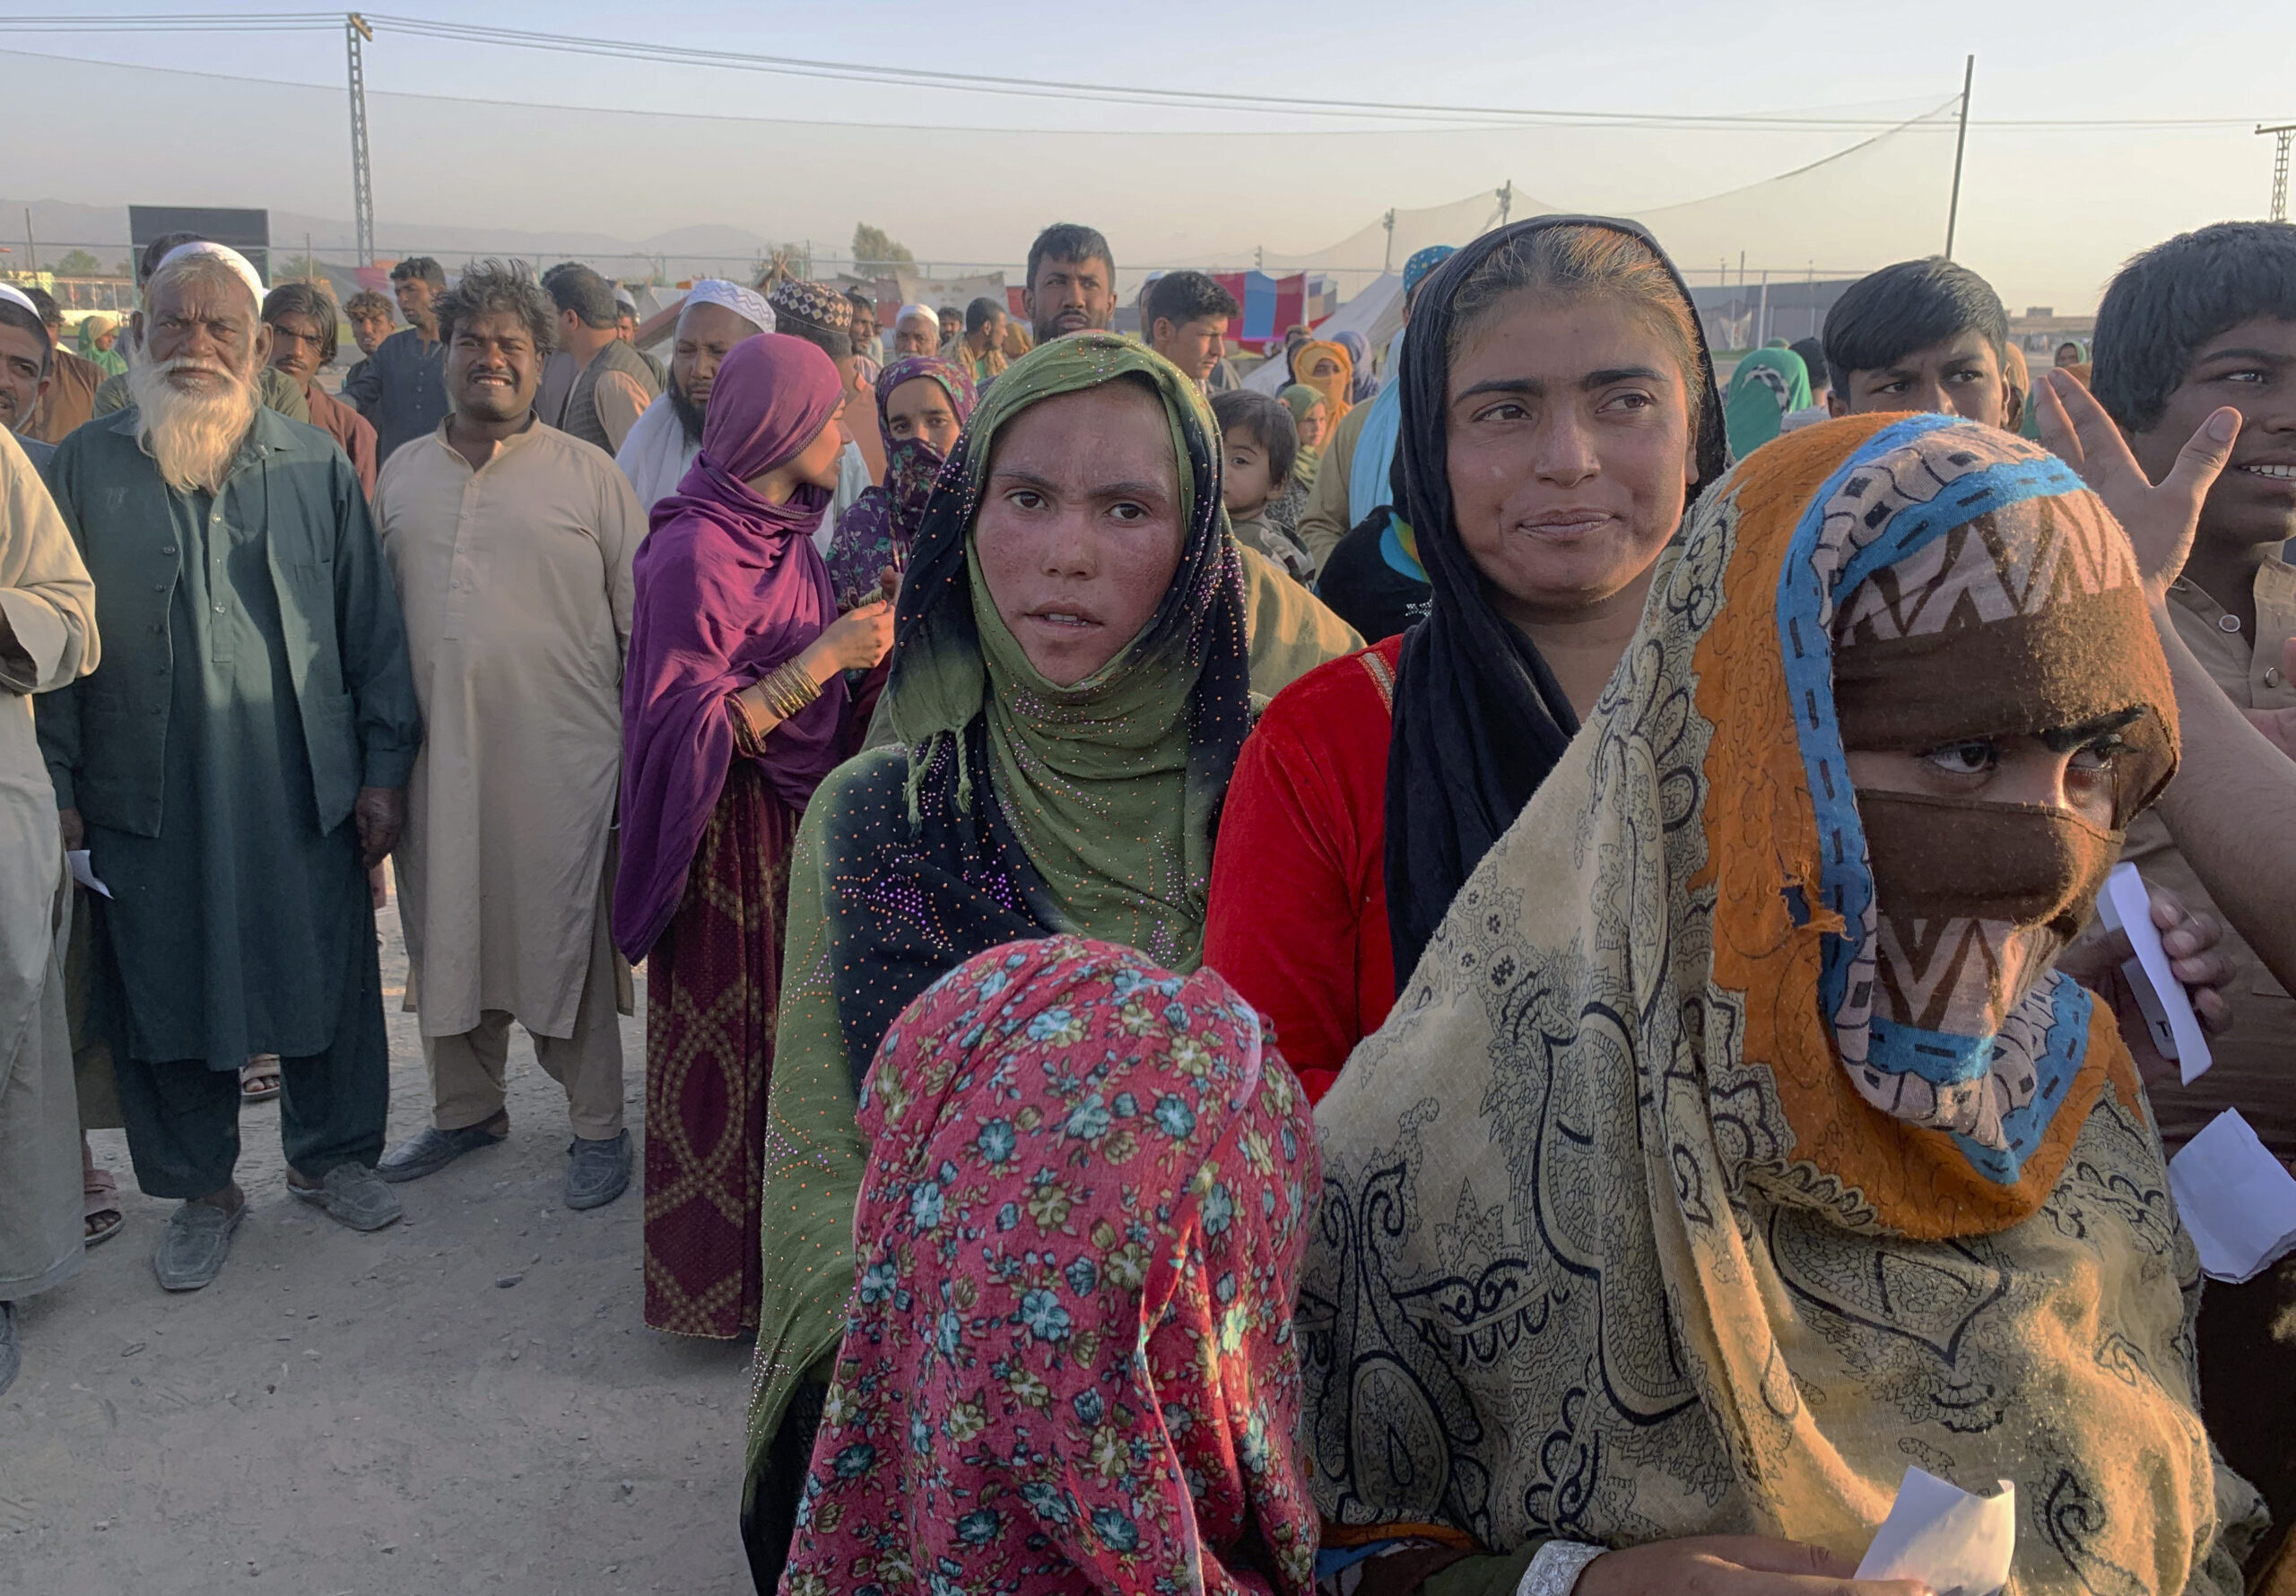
[1205,217,1729,1100]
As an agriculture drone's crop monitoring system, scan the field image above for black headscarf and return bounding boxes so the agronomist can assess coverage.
[1382,215,1730,987]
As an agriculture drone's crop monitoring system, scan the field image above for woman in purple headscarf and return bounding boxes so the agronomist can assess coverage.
[613,334,894,1339]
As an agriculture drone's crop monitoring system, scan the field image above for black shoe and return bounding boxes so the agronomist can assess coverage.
[564,1131,631,1210]
[377,1122,507,1184]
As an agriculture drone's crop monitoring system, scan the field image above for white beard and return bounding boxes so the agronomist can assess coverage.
[127,355,259,494]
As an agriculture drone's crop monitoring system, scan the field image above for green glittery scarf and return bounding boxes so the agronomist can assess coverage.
[881,333,1250,975]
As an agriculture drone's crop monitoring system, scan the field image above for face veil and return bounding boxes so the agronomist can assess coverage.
[1300,412,2240,1592]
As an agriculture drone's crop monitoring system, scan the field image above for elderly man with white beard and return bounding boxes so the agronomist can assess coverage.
[611,279,774,513]
[35,243,422,1293]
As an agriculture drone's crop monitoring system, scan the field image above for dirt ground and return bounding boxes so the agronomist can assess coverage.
[0,896,758,1594]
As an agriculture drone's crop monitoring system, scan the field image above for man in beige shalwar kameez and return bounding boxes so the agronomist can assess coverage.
[370,263,643,1211]
[0,428,99,1392]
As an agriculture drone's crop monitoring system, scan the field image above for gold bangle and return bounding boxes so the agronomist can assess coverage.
[750,661,819,726]
[769,661,822,716]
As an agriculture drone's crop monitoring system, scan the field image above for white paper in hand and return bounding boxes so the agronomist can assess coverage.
[67,849,112,899]
[1854,1467,2016,1596]
[2169,1109,2296,1284]
[2094,862,2211,1083]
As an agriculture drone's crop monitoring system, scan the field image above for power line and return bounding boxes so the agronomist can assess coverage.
[0,12,2271,132]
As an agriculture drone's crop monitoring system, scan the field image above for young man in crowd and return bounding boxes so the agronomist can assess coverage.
[2090,219,2296,1587]
[1146,271,1239,394]
[959,296,1009,384]
[345,291,396,360]
[1022,222,1117,346]
[1212,388,1312,581]
[263,282,379,496]
[340,255,450,466]
[935,305,961,355]
[1822,256,2017,429]
[845,290,882,380]
[543,266,658,456]
[371,261,642,1210]
[341,289,396,395]
[613,286,667,388]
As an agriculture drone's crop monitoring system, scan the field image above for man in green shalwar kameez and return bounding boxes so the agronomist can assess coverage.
[36,243,422,1294]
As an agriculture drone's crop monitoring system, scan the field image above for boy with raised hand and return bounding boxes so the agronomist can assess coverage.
[2090,218,2296,1592]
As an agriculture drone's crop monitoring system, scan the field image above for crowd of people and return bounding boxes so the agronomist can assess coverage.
[0,205,2292,1596]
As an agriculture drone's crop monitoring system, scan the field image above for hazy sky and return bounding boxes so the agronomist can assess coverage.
[6,0,2290,310]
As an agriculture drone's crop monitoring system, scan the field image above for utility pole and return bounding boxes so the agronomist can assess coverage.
[1382,209,1396,274]
[346,13,376,266]
[1944,54,1975,259]
[2261,124,2295,223]
[22,208,33,274]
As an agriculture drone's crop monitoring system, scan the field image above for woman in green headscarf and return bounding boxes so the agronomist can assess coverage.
[74,314,126,379]
[736,332,1359,1590]
[1271,380,1330,542]
[1280,381,1330,489]
[1721,343,1810,457]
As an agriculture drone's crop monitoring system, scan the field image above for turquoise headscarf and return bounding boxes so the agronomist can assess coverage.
[1723,345,1812,457]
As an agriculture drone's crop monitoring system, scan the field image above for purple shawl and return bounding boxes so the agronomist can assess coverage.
[613,334,850,959]
[822,356,977,609]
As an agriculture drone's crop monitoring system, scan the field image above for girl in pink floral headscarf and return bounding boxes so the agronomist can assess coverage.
[778,935,1319,1596]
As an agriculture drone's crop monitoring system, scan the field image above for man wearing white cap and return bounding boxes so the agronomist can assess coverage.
[890,303,940,360]
[0,285,58,472]
[36,241,422,1292]
[613,280,773,513]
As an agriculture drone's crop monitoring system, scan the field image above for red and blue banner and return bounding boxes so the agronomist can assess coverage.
[1211,272,1309,352]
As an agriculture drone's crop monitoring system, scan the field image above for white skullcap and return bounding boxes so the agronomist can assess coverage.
[0,282,39,319]
[895,301,938,332]
[681,279,774,335]
[613,285,638,311]
[154,241,265,309]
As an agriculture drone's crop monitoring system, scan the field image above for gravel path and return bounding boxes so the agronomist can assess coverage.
[1,895,756,1594]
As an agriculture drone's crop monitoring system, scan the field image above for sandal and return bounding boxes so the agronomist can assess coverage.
[83,1149,124,1247]
[240,1054,282,1103]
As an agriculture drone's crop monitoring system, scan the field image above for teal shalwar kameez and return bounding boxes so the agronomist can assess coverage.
[38,405,421,1197]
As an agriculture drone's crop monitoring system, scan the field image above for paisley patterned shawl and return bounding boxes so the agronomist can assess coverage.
[779,936,1320,1596]
[1300,413,2260,1592]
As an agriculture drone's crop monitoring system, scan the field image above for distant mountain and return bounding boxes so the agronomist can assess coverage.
[0,196,773,280]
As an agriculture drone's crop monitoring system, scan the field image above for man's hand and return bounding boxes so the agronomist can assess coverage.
[2033,368,2239,602]
[2062,883,2234,1089]
[57,806,83,852]
[353,786,404,871]
[1576,1535,1933,1596]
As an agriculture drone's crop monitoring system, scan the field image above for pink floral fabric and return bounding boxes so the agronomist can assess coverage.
[779,935,1320,1596]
